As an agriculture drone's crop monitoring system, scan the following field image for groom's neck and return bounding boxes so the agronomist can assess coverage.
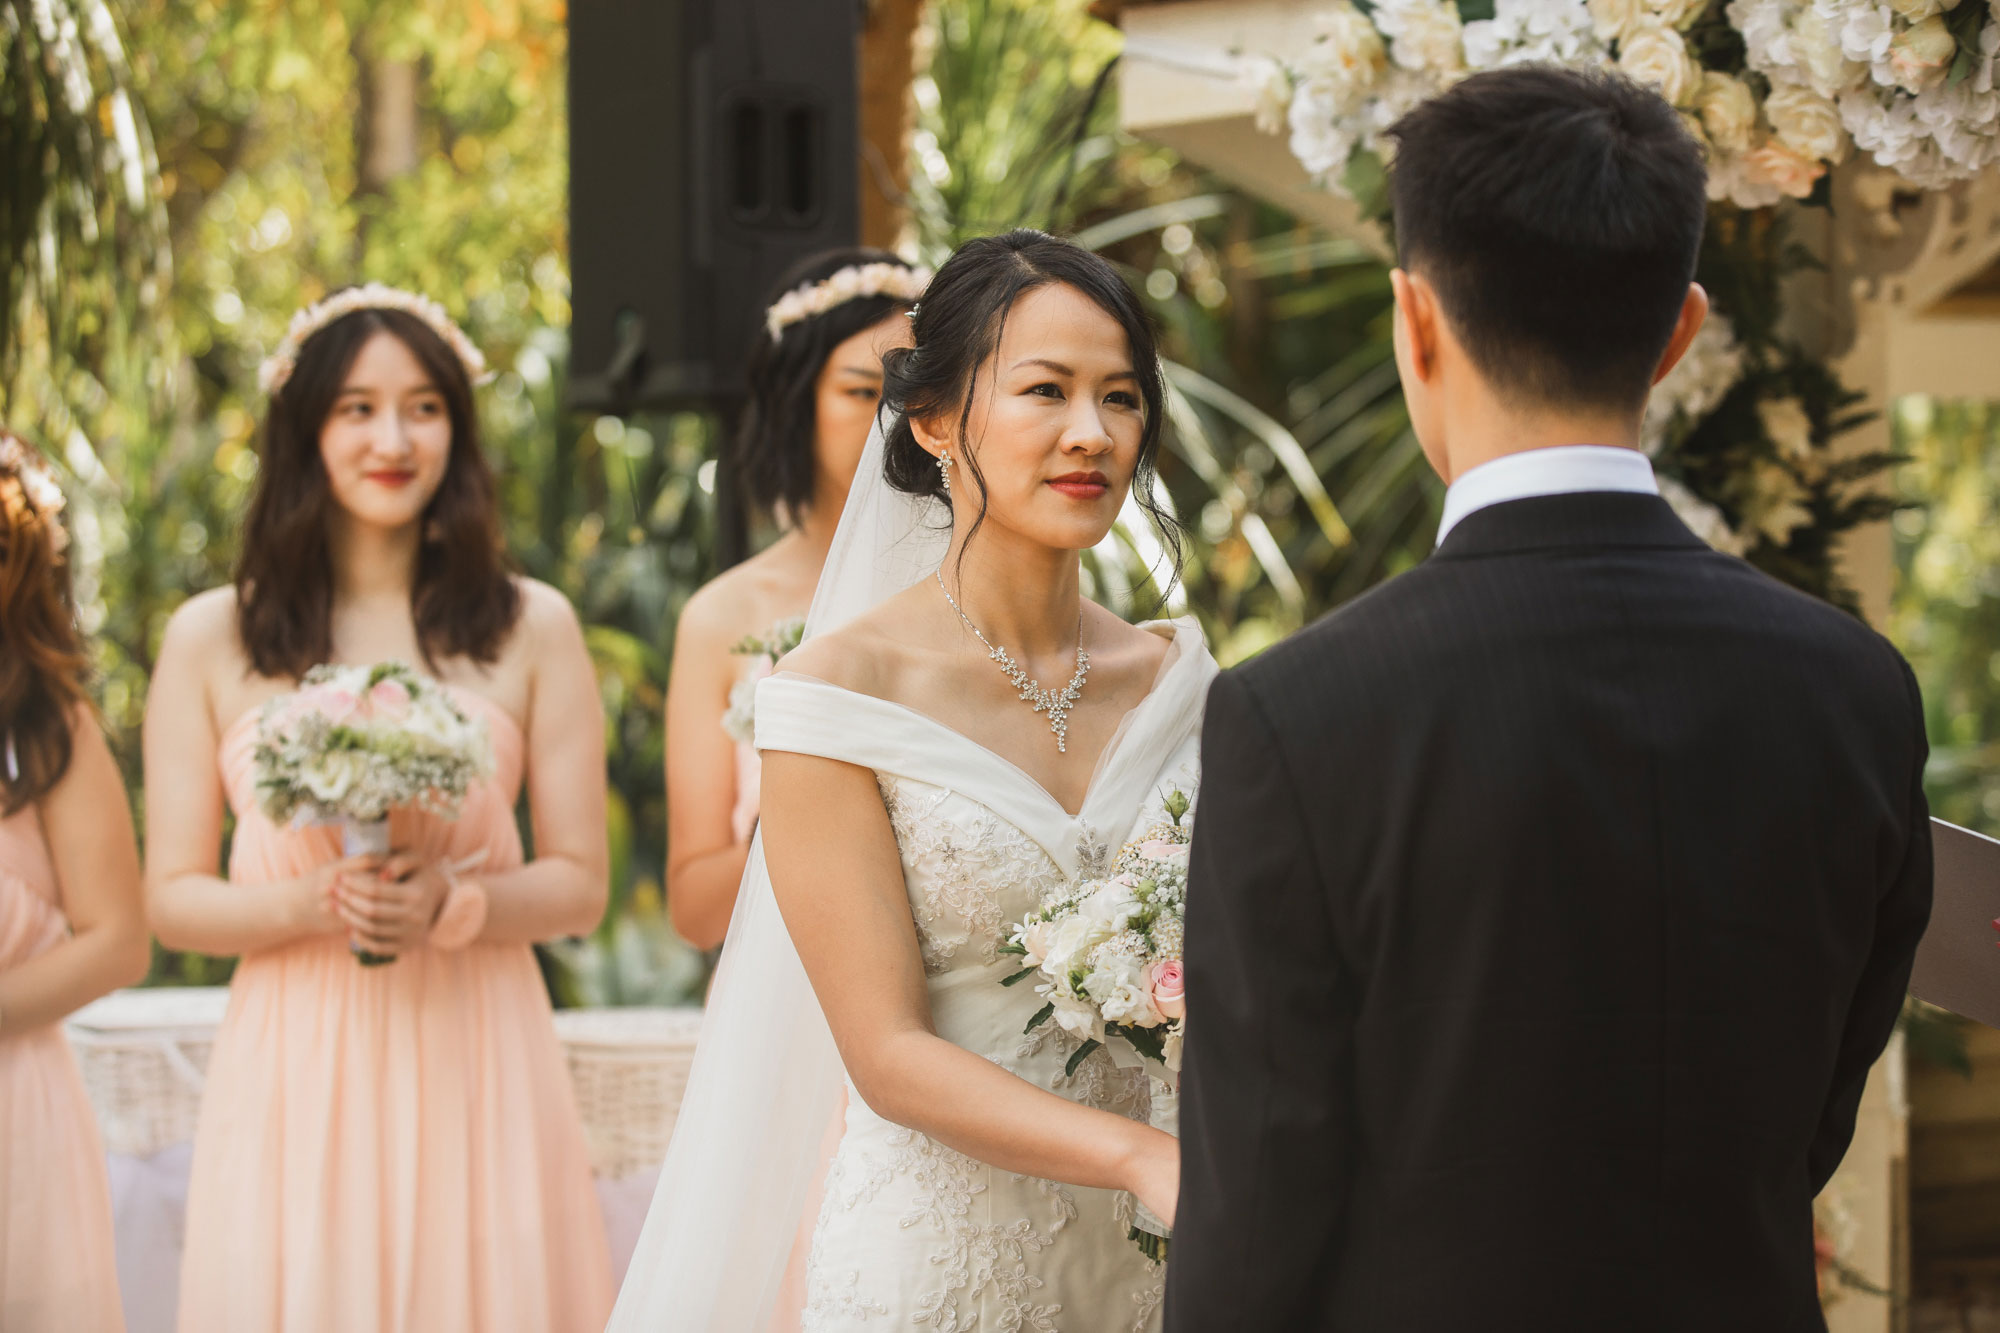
[1428,377,1645,486]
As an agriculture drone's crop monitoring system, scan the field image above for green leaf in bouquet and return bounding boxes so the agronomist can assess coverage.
[997,940,1027,957]
[1025,1002,1055,1035]
[1000,967,1038,987]
[1065,1039,1102,1078]
[1115,1024,1168,1065]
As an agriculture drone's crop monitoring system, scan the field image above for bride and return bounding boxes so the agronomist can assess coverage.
[611,229,1217,1332]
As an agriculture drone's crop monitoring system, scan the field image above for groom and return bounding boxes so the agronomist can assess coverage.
[1166,68,1932,1331]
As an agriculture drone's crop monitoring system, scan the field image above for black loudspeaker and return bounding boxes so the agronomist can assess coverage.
[568,0,861,412]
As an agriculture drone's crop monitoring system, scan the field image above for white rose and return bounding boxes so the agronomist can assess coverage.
[302,750,362,804]
[1019,920,1054,967]
[1319,3,1391,87]
[1745,140,1826,196]
[1051,995,1104,1043]
[1646,0,1707,29]
[1889,16,1957,91]
[1045,915,1109,973]
[1888,0,1944,22]
[1589,0,1644,41]
[1618,22,1703,106]
[1758,396,1816,461]
[1287,78,1362,176]
[1798,4,1865,96]
[1764,85,1847,162]
[1100,981,1166,1029]
[1084,883,1143,933]
[1083,957,1147,1006]
[1839,1,1897,67]
[1375,0,1467,73]
[1695,71,1759,152]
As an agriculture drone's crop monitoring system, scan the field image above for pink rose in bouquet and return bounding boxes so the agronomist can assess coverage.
[1148,959,1186,1021]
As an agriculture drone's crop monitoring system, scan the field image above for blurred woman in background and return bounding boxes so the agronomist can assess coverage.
[663,249,927,949]
[0,429,148,1333]
[143,287,612,1332]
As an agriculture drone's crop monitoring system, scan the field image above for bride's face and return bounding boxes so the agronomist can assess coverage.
[935,282,1144,553]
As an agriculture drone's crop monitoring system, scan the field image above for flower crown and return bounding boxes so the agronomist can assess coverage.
[765,262,932,342]
[259,283,491,396]
[0,430,68,554]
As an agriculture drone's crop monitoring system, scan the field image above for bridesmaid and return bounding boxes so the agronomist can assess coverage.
[0,429,146,1333]
[666,248,926,948]
[143,286,614,1332]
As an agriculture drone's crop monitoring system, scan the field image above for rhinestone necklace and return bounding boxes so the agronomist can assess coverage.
[935,569,1090,753]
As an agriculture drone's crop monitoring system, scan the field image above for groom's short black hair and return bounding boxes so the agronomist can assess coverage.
[1386,67,1708,413]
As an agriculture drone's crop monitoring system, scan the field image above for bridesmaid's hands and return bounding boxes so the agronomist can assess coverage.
[296,855,382,937]
[334,853,451,960]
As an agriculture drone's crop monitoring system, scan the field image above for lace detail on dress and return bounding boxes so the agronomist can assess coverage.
[896,1130,1067,1333]
[802,1269,889,1327]
[804,772,1171,1332]
[877,777,1066,977]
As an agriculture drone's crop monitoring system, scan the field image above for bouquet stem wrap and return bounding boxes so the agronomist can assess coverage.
[1130,1074,1177,1261]
[342,818,396,966]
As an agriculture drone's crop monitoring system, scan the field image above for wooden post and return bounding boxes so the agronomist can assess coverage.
[859,0,924,250]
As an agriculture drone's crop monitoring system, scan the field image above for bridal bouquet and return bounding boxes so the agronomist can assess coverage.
[1003,787,1193,1261]
[252,661,494,964]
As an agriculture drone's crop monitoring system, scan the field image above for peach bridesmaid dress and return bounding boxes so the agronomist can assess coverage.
[0,803,125,1332]
[177,689,612,1332]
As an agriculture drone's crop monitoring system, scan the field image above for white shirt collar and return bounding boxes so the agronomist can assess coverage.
[1434,445,1659,547]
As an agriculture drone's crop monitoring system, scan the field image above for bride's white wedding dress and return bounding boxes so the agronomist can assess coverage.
[755,619,1211,1332]
[607,418,1216,1333]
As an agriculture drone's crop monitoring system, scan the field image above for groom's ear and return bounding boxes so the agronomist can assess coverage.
[1390,268,1441,388]
[1649,283,1711,387]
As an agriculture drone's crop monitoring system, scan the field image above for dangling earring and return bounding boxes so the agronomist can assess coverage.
[938,451,954,495]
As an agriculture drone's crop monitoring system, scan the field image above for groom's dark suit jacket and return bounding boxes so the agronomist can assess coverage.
[1165,492,1931,1332]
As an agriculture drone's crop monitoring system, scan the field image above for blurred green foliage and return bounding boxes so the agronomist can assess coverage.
[1891,397,2000,837]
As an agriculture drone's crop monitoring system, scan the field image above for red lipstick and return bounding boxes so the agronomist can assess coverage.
[1047,471,1109,500]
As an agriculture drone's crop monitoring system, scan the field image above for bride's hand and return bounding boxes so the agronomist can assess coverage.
[1126,1131,1180,1228]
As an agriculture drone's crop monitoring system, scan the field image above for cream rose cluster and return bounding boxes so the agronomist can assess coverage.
[1006,788,1196,1073]
[1263,0,1999,202]
[1732,0,2000,189]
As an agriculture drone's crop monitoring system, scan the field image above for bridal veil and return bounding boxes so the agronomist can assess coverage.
[606,419,950,1331]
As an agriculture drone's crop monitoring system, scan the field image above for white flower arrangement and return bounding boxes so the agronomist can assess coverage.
[1732,0,2000,190]
[1261,0,2000,202]
[252,661,494,829]
[1642,312,1748,457]
[0,430,68,553]
[259,283,491,396]
[1003,787,1195,1262]
[763,262,933,342]
[720,615,806,745]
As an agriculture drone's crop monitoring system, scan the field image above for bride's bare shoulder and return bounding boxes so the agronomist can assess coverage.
[772,582,936,700]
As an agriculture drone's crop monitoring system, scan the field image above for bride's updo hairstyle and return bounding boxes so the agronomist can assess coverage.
[236,304,520,680]
[881,229,1180,572]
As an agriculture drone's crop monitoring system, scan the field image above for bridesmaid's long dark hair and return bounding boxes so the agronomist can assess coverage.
[0,432,89,815]
[235,304,520,680]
